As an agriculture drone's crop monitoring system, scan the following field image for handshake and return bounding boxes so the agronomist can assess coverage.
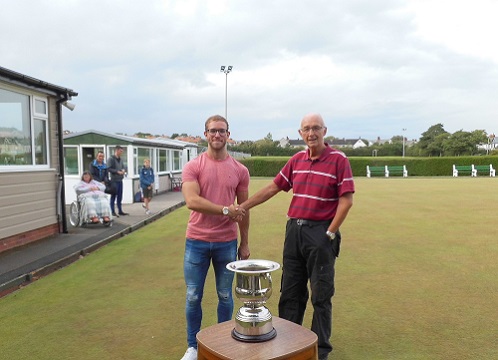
[223,204,247,222]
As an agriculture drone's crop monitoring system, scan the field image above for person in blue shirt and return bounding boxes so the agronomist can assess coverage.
[89,151,109,184]
[140,158,154,215]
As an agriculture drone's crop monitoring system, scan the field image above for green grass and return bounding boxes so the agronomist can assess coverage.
[1,177,497,359]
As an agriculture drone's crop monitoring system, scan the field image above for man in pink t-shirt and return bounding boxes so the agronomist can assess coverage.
[180,115,250,360]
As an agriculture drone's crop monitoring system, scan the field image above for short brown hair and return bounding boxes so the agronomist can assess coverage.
[81,171,93,181]
[205,115,229,131]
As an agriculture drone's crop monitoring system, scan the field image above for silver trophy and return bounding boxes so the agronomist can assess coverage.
[226,259,280,342]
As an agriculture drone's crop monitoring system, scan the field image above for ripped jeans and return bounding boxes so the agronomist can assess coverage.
[184,238,237,349]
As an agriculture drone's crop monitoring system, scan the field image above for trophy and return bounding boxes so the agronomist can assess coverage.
[226,259,280,342]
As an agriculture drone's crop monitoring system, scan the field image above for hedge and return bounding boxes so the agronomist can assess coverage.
[240,156,498,177]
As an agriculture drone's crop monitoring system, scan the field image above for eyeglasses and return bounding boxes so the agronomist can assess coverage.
[206,128,228,136]
[300,126,325,133]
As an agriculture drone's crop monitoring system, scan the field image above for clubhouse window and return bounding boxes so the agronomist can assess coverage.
[0,87,49,169]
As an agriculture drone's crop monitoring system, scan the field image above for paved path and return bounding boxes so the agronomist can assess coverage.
[0,191,185,297]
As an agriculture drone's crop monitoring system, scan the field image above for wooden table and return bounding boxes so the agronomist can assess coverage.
[197,316,318,360]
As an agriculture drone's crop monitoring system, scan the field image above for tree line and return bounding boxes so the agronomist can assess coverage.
[136,124,496,157]
[228,124,496,157]
[343,123,493,157]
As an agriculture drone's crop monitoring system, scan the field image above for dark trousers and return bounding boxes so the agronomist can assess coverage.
[110,180,123,213]
[278,219,341,359]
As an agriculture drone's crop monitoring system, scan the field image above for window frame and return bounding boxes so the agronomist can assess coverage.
[33,96,48,119]
[0,85,51,171]
[158,149,171,173]
[63,145,80,176]
[32,96,49,166]
[172,150,182,171]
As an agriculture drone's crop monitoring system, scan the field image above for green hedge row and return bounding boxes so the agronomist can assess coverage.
[240,156,498,177]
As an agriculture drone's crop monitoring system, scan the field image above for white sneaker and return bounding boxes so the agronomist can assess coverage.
[180,347,197,360]
[142,203,146,209]
[145,209,152,215]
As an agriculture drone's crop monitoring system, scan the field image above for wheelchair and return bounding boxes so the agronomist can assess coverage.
[69,196,113,227]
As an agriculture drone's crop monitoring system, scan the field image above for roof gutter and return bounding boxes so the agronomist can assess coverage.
[0,66,77,97]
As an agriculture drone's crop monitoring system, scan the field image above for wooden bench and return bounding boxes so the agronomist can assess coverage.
[367,165,408,177]
[168,172,182,191]
[366,165,387,177]
[452,165,476,177]
[386,165,408,177]
[472,164,496,177]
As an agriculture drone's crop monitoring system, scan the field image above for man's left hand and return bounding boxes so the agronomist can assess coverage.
[237,244,250,260]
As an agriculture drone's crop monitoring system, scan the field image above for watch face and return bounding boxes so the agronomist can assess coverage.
[223,207,229,215]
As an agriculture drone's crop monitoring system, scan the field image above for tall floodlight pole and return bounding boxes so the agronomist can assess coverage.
[402,128,407,157]
[220,65,232,119]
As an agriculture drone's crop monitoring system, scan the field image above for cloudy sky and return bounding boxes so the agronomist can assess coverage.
[2,0,497,141]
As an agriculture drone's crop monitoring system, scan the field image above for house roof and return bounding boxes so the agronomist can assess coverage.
[64,130,197,149]
[331,138,363,146]
[0,66,78,99]
[288,139,306,146]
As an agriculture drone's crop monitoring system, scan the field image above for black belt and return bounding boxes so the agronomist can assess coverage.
[289,218,331,227]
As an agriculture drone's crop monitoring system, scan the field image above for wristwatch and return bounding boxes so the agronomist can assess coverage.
[222,206,230,216]
[326,230,336,240]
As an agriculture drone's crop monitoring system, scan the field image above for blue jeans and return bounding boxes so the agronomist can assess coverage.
[109,180,123,213]
[184,238,237,349]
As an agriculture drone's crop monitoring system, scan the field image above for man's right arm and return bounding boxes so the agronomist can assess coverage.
[182,181,245,217]
[107,158,116,174]
[239,182,281,211]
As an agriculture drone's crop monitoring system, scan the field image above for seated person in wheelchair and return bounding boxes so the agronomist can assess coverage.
[74,171,112,223]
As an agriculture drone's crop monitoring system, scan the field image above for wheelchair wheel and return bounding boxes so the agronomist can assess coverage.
[69,201,80,227]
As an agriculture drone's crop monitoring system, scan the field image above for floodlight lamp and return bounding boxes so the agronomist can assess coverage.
[62,101,76,111]
[220,66,225,72]
[227,65,233,72]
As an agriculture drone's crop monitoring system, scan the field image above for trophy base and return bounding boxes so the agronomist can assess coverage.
[231,327,277,342]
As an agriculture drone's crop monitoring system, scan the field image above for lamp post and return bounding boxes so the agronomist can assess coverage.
[220,65,233,120]
[402,128,407,157]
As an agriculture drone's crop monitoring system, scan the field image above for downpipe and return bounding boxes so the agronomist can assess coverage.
[56,96,68,234]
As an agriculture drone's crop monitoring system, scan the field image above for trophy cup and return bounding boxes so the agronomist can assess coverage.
[226,259,280,342]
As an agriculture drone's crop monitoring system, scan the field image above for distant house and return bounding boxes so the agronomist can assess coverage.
[63,130,198,204]
[280,137,369,149]
[372,137,418,148]
[372,137,391,145]
[330,138,369,149]
[477,135,498,152]
[0,66,78,253]
[279,137,306,148]
[175,135,203,144]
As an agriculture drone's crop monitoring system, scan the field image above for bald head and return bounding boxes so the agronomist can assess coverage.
[301,113,325,128]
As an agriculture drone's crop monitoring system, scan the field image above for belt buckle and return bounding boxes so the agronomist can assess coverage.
[296,219,304,226]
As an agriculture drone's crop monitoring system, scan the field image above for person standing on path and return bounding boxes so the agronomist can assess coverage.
[88,151,108,184]
[140,158,154,215]
[107,146,128,217]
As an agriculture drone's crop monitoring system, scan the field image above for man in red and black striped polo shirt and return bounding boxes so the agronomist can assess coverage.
[240,113,355,360]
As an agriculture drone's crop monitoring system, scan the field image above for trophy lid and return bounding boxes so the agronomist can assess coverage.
[226,259,280,274]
